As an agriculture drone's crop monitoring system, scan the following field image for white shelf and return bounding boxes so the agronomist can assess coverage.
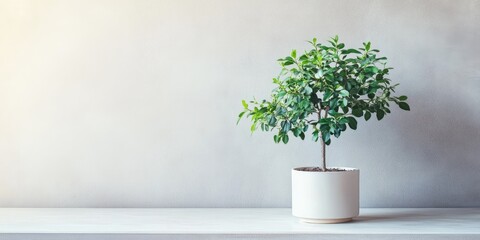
[0,208,479,239]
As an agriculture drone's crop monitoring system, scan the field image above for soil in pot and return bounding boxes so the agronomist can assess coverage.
[294,167,355,172]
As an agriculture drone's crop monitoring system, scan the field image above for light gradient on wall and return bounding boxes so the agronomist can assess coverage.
[0,0,479,207]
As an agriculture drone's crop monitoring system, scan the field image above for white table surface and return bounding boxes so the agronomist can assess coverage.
[0,208,479,235]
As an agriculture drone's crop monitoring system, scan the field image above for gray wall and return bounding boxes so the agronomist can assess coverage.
[0,0,479,207]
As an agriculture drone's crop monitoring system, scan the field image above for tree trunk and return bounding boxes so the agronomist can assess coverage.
[319,106,329,172]
[321,138,326,171]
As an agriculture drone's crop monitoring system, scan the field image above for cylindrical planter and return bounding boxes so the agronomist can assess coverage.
[292,167,359,224]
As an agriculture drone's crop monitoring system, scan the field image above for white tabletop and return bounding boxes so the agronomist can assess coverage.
[0,208,478,235]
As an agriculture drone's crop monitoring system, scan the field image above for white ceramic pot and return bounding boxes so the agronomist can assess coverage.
[292,167,359,224]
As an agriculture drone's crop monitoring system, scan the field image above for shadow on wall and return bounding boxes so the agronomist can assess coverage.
[390,87,480,207]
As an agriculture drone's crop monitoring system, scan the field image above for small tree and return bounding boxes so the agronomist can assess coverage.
[238,36,409,171]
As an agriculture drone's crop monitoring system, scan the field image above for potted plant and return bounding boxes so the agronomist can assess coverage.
[238,36,409,223]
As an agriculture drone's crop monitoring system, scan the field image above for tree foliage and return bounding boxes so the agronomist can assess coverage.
[238,36,409,146]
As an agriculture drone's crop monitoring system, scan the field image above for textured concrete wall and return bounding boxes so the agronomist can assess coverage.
[0,0,479,207]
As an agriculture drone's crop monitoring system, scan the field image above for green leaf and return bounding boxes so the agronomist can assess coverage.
[293,128,301,137]
[320,124,329,132]
[399,102,410,111]
[334,130,341,138]
[337,43,345,49]
[339,118,350,124]
[328,110,342,117]
[323,90,333,101]
[242,100,248,109]
[291,49,296,58]
[341,49,361,54]
[237,111,245,125]
[365,42,371,51]
[352,108,363,117]
[364,66,379,73]
[339,90,349,97]
[282,134,289,144]
[268,115,277,126]
[321,132,331,143]
[312,130,319,141]
[364,111,371,121]
[299,132,305,140]
[314,69,323,78]
[281,121,291,132]
[347,117,357,130]
[398,96,408,101]
[277,90,286,98]
[376,110,385,120]
[273,135,280,143]
[319,118,331,125]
